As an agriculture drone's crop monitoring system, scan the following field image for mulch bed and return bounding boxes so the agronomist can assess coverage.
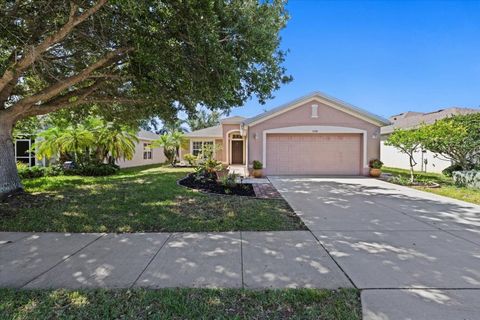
[179,173,255,197]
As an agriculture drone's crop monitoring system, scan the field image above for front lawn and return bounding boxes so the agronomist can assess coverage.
[382,167,480,205]
[0,165,305,232]
[0,288,361,320]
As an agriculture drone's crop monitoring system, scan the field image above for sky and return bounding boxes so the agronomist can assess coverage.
[230,0,480,119]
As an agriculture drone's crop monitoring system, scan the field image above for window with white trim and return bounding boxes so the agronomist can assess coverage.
[192,141,213,156]
[143,143,152,159]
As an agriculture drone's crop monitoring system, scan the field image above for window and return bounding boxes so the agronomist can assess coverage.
[192,141,213,157]
[232,134,243,140]
[15,138,36,167]
[143,143,152,159]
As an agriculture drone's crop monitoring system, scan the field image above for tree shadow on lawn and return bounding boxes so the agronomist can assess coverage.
[0,167,305,233]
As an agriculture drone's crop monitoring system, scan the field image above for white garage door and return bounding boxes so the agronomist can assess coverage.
[266,133,362,175]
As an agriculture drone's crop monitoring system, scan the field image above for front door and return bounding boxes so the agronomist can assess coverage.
[231,140,244,164]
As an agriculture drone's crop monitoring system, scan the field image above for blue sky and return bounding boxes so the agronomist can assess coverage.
[232,0,480,119]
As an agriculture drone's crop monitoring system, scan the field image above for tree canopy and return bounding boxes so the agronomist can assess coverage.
[0,0,291,198]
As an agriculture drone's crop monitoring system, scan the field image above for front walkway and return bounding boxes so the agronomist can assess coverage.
[0,231,351,289]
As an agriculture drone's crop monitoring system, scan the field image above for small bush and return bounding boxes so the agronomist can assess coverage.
[252,160,263,170]
[18,165,46,179]
[390,175,411,186]
[45,163,65,177]
[369,159,383,169]
[442,164,463,177]
[452,171,480,189]
[74,163,120,176]
[183,153,197,167]
[220,173,239,188]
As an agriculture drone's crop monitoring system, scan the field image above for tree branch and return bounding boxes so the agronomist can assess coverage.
[16,47,131,113]
[0,0,108,103]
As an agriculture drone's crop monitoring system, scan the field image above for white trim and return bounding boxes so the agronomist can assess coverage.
[262,126,368,170]
[246,94,387,127]
[189,138,215,157]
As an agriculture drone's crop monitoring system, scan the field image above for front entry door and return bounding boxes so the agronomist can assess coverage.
[231,140,244,164]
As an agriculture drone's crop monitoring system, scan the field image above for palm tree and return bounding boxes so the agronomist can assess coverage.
[34,125,95,163]
[96,123,138,164]
[153,134,176,165]
[186,109,223,131]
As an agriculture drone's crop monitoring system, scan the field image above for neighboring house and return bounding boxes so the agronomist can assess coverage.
[14,129,166,168]
[182,91,390,176]
[381,107,480,173]
[116,129,166,168]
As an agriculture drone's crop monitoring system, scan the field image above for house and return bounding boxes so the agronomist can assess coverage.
[115,129,166,168]
[15,129,166,168]
[182,91,390,176]
[381,107,480,173]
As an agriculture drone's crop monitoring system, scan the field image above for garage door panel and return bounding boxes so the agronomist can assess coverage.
[266,133,361,175]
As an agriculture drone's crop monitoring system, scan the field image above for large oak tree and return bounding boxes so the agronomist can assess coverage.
[0,0,290,199]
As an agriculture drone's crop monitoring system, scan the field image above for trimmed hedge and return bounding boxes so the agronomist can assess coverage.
[452,171,480,189]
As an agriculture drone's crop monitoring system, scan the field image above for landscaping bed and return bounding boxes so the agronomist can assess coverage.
[0,288,361,320]
[179,172,255,197]
[382,167,480,205]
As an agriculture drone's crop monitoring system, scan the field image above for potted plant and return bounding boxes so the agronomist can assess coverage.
[252,160,263,178]
[369,159,383,177]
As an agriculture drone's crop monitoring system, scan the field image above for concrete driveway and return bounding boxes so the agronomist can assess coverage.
[269,176,480,320]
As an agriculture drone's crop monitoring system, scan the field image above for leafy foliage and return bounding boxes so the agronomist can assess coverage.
[187,109,224,131]
[368,159,383,169]
[153,131,187,165]
[253,160,263,170]
[385,128,425,182]
[183,153,197,167]
[421,113,480,170]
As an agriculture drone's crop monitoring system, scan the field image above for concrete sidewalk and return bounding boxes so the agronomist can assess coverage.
[0,231,351,289]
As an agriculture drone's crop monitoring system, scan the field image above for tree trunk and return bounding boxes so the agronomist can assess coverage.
[409,155,415,184]
[0,117,23,200]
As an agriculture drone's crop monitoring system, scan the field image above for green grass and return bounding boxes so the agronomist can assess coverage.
[0,165,305,233]
[0,288,361,320]
[383,167,480,205]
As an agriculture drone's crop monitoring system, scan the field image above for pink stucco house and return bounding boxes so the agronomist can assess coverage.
[183,92,390,176]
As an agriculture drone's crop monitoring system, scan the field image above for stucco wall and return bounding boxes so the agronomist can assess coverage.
[116,139,166,168]
[247,99,381,175]
[380,137,451,173]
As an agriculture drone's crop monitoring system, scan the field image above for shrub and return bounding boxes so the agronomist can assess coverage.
[45,163,65,176]
[18,165,46,179]
[390,175,411,186]
[369,159,383,169]
[74,163,120,176]
[183,153,197,167]
[252,160,263,170]
[452,171,480,189]
[442,164,463,177]
[220,173,239,188]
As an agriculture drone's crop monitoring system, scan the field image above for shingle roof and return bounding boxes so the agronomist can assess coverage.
[136,129,161,140]
[381,107,480,135]
[244,91,390,126]
[185,125,222,138]
[220,116,246,124]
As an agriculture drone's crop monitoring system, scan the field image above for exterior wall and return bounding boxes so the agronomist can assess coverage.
[116,139,166,168]
[247,98,381,176]
[380,136,451,173]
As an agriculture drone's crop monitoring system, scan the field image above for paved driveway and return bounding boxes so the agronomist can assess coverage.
[269,176,480,320]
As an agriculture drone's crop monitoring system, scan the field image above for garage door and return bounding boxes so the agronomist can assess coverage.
[266,133,362,175]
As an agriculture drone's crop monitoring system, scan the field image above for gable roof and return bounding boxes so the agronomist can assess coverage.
[137,129,161,140]
[244,91,390,126]
[381,107,480,135]
[185,124,222,138]
[220,116,246,124]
